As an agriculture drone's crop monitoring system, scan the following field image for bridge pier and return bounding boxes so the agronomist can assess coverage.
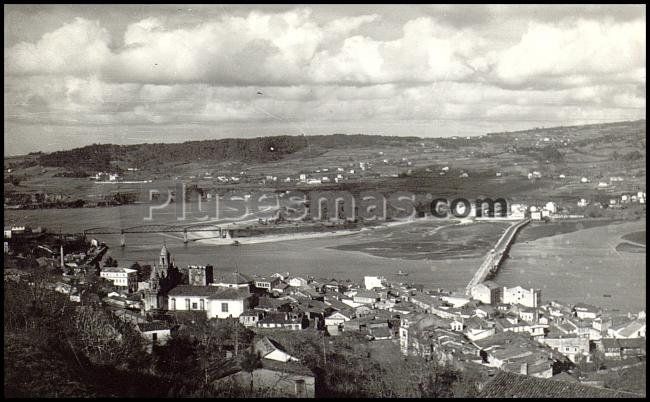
[120,231,126,247]
[183,229,188,244]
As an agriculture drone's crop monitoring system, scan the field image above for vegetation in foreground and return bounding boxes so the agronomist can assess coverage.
[4,277,482,397]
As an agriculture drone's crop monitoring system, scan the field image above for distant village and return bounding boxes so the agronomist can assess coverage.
[4,230,646,397]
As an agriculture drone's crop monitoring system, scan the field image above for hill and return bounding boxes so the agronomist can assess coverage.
[30,134,423,173]
[3,120,645,207]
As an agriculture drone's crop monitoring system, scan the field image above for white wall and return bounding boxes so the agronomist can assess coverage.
[502,286,539,308]
[208,299,246,319]
[364,276,384,290]
[168,295,208,312]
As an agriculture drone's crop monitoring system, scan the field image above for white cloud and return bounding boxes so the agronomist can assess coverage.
[2,6,646,154]
[493,19,646,87]
[5,17,112,75]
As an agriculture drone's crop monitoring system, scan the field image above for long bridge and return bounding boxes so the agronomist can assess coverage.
[83,223,231,246]
[465,218,531,294]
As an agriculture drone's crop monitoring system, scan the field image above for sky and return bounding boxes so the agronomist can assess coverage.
[3,4,646,155]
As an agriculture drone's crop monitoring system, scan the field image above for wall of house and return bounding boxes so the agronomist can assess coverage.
[470,285,492,304]
[168,295,209,313]
[143,329,172,346]
[576,310,598,319]
[541,337,589,363]
[208,298,247,319]
[502,287,539,308]
[240,315,259,327]
[222,369,315,397]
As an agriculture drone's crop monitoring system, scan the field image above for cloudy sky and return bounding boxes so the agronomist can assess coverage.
[4,4,646,155]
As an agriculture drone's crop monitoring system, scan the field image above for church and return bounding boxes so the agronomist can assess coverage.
[142,243,182,312]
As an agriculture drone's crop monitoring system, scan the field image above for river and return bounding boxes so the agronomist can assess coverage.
[4,205,646,313]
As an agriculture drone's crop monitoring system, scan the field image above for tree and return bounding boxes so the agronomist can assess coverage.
[131,262,152,282]
[479,349,489,363]
[9,175,20,186]
[104,256,118,267]
[240,350,262,392]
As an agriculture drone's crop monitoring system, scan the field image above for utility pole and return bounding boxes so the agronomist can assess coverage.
[322,331,326,363]
[59,229,64,270]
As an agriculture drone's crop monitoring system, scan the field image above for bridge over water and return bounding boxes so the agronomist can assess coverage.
[83,223,231,246]
[465,218,531,294]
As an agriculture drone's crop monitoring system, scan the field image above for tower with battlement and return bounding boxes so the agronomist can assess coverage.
[188,264,214,286]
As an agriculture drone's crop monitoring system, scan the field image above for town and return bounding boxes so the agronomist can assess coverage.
[4,4,646,399]
[4,225,646,397]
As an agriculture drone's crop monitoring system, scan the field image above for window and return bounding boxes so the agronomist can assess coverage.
[200,299,205,310]
[152,333,157,341]
[221,302,228,313]
[171,299,176,310]
[185,299,190,310]
[192,302,198,310]
[295,379,306,396]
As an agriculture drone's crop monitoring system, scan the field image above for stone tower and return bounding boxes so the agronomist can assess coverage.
[142,243,180,312]
[159,242,171,275]
[188,264,214,286]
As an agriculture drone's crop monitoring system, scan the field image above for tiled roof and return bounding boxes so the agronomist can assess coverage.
[208,288,252,300]
[477,371,643,398]
[138,321,172,332]
[168,285,223,297]
[214,272,253,284]
[616,320,646,338]
[258,312,301,324]
[574,302,599,312]
[354,289,379,299]
[255,336,287,357]
[370,326,392,338]
[260,359,314,377]
[101,267,137,274]
[601,338,646,350]
[168,285,251,300]
[551,372,579,383]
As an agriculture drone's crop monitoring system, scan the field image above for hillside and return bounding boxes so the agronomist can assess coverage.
[3,120,646,206]
[24,134,423,173]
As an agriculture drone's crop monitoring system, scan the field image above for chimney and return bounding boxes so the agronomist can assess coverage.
[60,244,64,269]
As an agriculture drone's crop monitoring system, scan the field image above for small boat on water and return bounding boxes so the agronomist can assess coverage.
[231,240,240,246]
[394,270,409,276]
[603,294,612,298]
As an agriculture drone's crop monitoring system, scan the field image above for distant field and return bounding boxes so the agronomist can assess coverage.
[622,231,646,245]
[331,220,510,261]
[515,219,624,243]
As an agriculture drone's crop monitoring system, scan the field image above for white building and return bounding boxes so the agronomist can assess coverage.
[100,267,138,292]
[470,281,502,304]
[324,311,353,326]
[137,321,173,348]
[544,202,558,214]
[288,276,308,287]
[364,276,385,290]
[254,337,299,362]
[502,286,541,308]
[510,204,526,219]
[167,285,252,319]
